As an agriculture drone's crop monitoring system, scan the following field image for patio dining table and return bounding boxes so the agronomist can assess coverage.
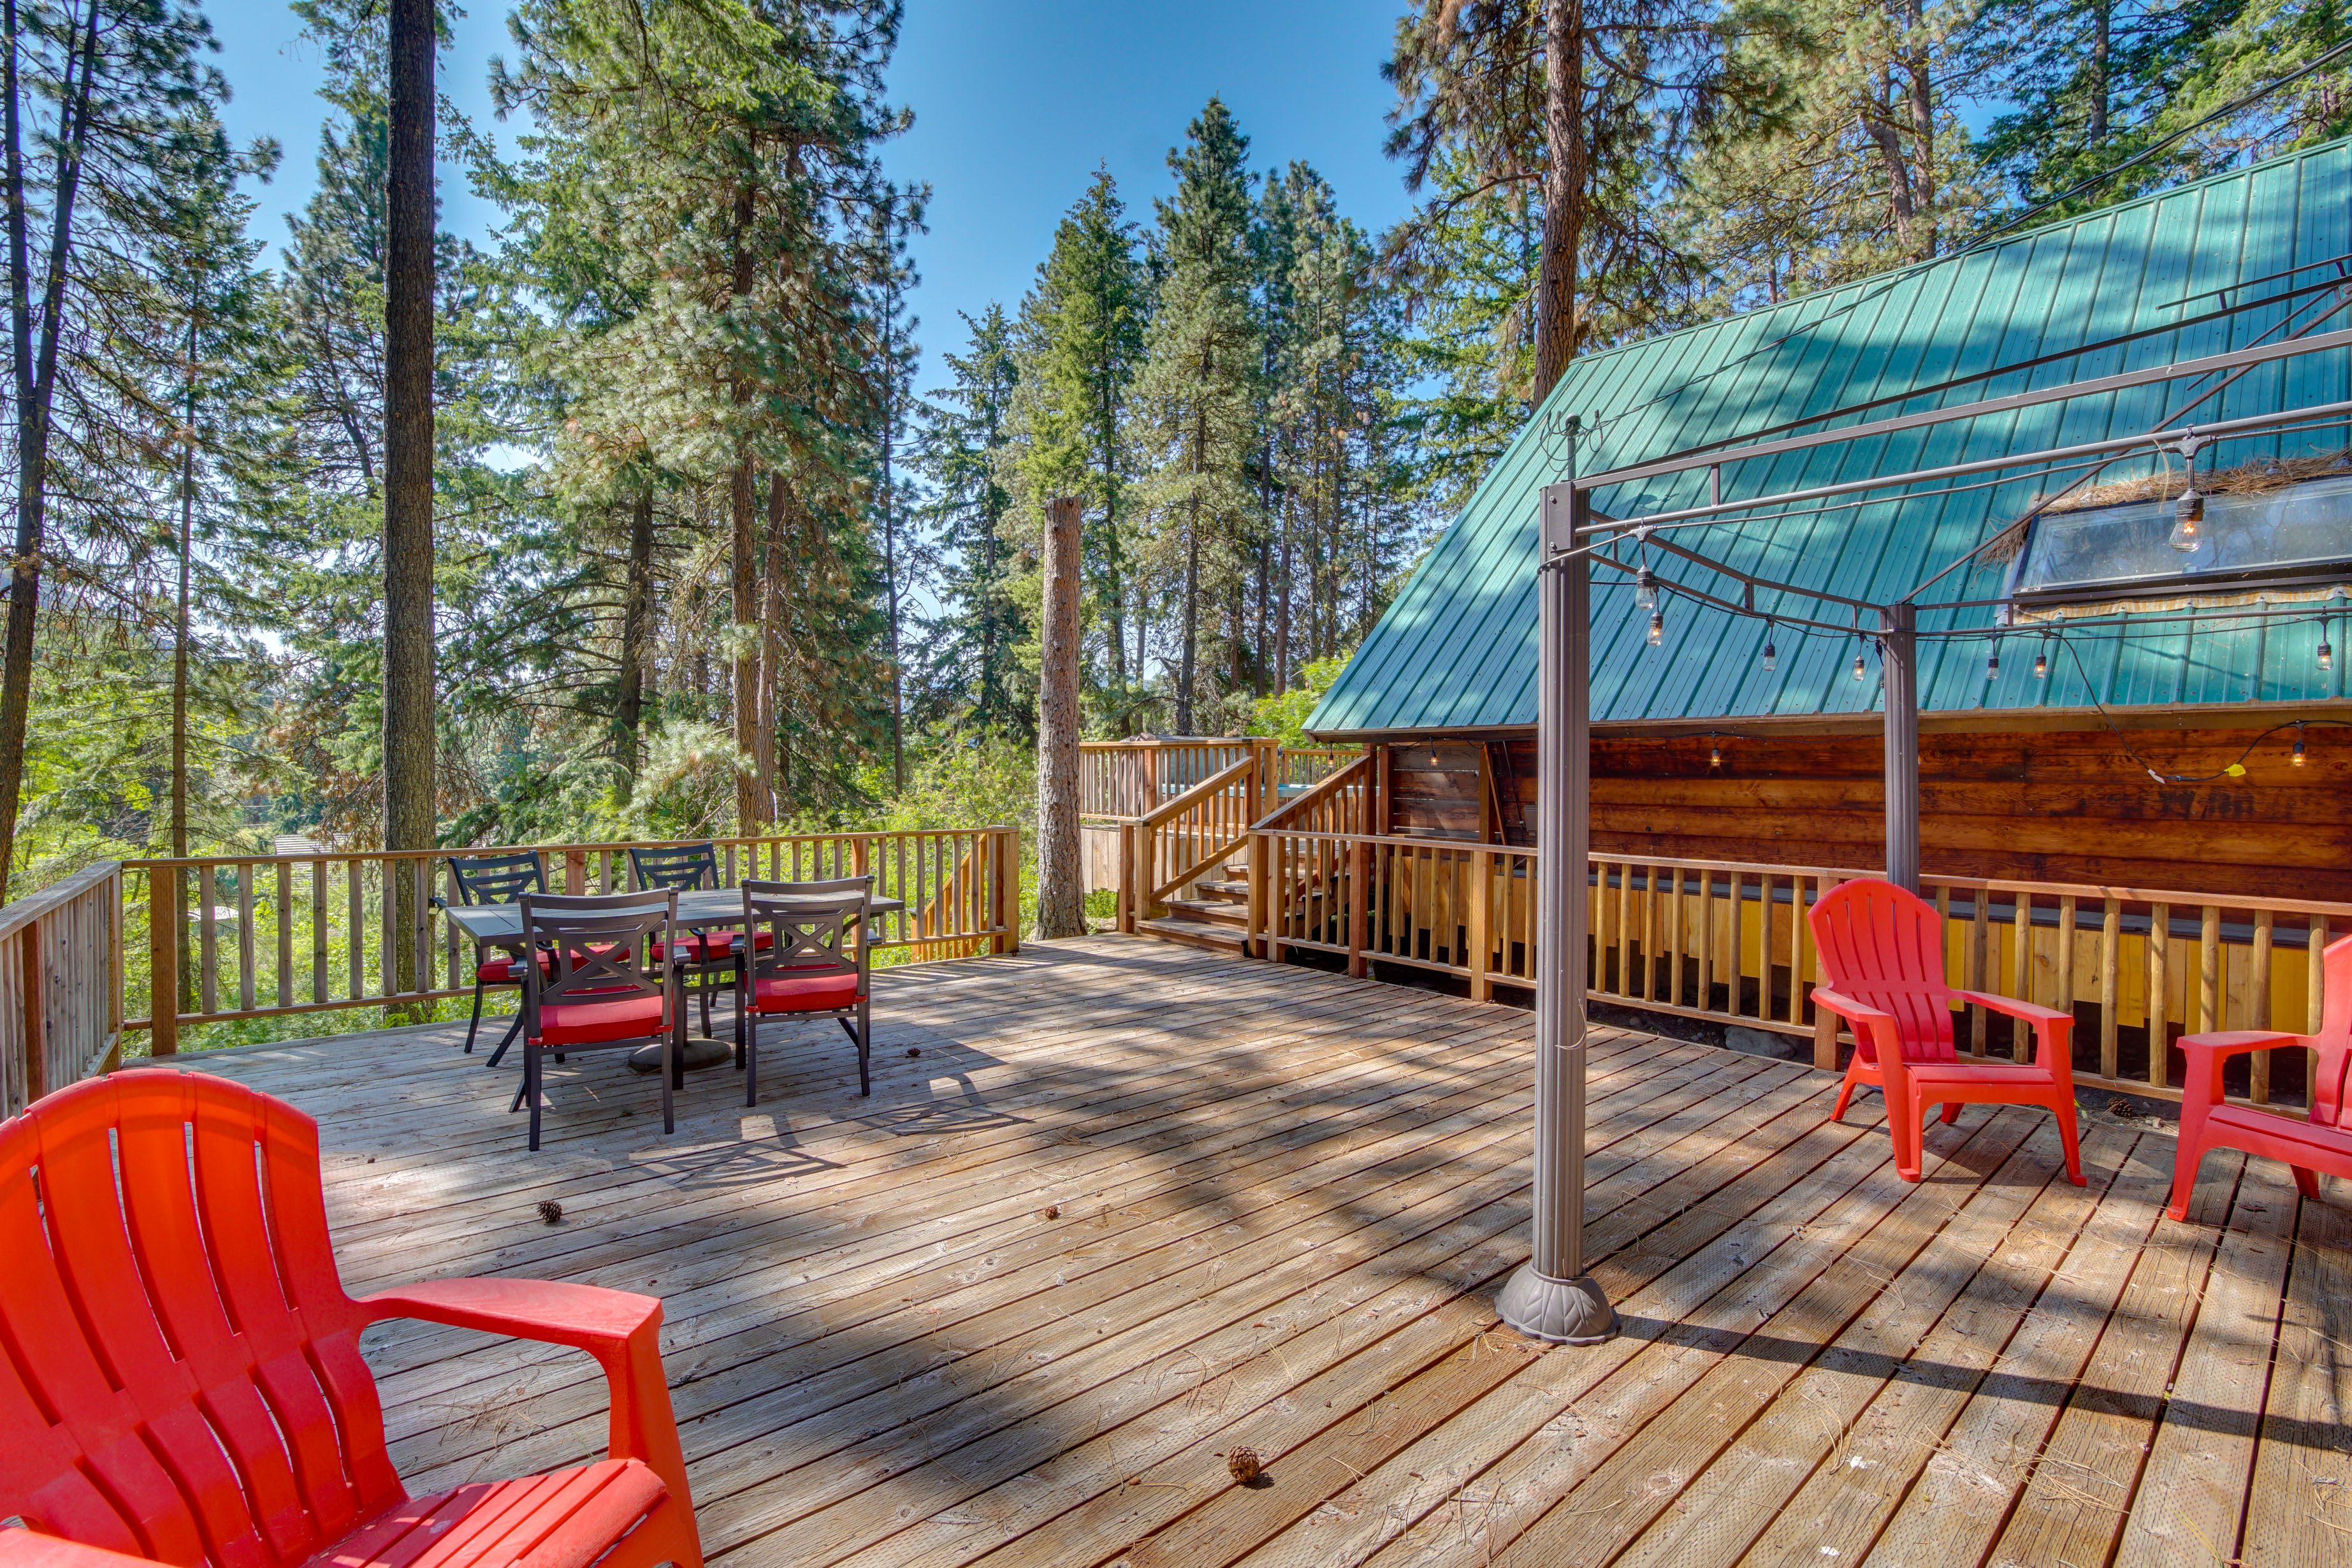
[444,886,906,1070]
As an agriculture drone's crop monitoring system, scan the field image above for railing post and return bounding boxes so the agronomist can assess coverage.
[20,921,45,1099]
[1247,831,1268,959]
[149,869,178,1057]
[1118,821,1136,933]
[1811,871,1840,1070]
[1469,846,1492,1003]
[998,826,1021,955]
[1347,836,1368,978]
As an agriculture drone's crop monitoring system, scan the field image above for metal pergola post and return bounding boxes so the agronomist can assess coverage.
[1499,472,1617,1345]
[1881,602,1920,891]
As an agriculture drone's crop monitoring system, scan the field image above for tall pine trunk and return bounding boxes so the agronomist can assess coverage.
[0,0,98,902]
[1035,496,1085,938]
[1531,0,1585,405]
[1177,501,1200,733]
[382,0,437,1010]
[614,486,654,797]
[172,314,195,1012]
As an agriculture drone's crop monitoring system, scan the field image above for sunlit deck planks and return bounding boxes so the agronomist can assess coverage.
[174,934,2349,1568]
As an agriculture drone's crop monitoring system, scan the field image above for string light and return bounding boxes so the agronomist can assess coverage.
[1852,651,1868,681]
[1985,643,2000,679]
[1634,568,1658,611]
[2033,646,2049,679]
[2320,617,2334,671]
[2293,723,2308,767]
[1709,738,1722,769]
[2168,445,2207,552]
[1648,610,1665,646]
[1760,624,1777,674]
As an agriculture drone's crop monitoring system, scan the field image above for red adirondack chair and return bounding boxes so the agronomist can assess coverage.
[2170,931,2352,1221]
[1807,877,2084,1185]
[0,1071,702,1568]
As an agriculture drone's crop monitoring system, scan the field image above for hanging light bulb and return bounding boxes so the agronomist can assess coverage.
[2320,620,2334,671]
[1634,568,1658,611]
[2293,727,2308,767]
[2168,484,2206,552]
[1760,634,1778,674]
[1648,610,1665,647]
[2034,646,2049,679]
[1709,739,1722,769]
[1986,644,2001,679]
[1852,651,1868,682]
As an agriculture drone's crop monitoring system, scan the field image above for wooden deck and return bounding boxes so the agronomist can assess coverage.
[175,935,2349,1568]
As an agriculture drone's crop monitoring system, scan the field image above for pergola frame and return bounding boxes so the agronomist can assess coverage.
[1497,325,2352,1344]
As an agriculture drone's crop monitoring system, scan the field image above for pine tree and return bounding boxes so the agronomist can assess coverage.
[1,0,256,896]
[1130,98,1261,734]
[1382,0,1780,405]
[1970,0,2348,212]
[1012,168,1147,730]
[495,0,903,827]
[917,305,1027,739]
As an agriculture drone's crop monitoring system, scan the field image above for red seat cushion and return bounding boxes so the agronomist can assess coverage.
[476,953,555,985]
[305,1457,666,1567]
[534,992,671,1047]
[750,971,864,1013]
[651,931,772,963]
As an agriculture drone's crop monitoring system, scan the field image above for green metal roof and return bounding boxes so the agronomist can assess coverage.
[1308,139,2352,737]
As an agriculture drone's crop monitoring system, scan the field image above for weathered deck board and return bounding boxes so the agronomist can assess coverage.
[173,934,2345,1568]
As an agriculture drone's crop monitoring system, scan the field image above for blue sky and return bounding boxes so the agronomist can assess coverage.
[207,0,1418,392]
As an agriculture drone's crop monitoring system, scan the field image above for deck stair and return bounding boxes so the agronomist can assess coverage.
[1136,857,1252,954]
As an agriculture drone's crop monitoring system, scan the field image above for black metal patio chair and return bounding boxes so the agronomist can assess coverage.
[733,876,875,1099]
[514,889,688,1151]
[440,850,546,1058]
[627,840,760,1038]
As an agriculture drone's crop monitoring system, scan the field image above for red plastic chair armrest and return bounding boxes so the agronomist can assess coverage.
[357,1278,692,1515]
[2176,1030,2308,1115]
[1950,989,2070,1027]
[0,1532,159,1567]
[1810,988,1911,1072]
[1809,987,1896,1030]
[1950,989,2075,1071]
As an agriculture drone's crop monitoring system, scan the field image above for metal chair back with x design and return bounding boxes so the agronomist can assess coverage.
[516,889,685,1151]
[628,841,739,1036]
[442,852,548,1057]
[736,877,874,1098]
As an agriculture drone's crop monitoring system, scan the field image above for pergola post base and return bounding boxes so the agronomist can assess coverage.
[1498,1263,1618,1345]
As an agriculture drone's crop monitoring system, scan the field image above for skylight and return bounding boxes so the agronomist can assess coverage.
[2015,472,2352,599]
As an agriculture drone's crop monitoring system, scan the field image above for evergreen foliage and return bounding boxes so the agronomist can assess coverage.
[5,0,2345,924]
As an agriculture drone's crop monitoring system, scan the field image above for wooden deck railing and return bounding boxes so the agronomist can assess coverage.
[1242,829,2348,1114]
[1,861,124,1117]
[127,826,1020,1053]
[1079,737,1361,820]
[1080,738,1261,818]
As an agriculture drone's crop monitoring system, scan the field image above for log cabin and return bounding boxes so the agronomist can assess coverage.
[1304,137,2352,908]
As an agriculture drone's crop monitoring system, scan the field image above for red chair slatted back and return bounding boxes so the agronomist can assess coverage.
[2313,933,2352,1129]
[1806,878,1957,1065]
[0,1073,402,1567]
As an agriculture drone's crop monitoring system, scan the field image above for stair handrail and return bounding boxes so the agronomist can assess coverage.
[1138,751,1261,908]
[1252,751,1372,833]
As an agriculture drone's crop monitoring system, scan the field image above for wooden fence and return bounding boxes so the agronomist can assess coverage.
[1,861,124,1118]
[1243,831,2348,1114]
[128,827,1020,1054]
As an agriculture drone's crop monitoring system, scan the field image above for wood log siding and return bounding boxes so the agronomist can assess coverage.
[1374,724,2352,903]
[124,827,1020,1050]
